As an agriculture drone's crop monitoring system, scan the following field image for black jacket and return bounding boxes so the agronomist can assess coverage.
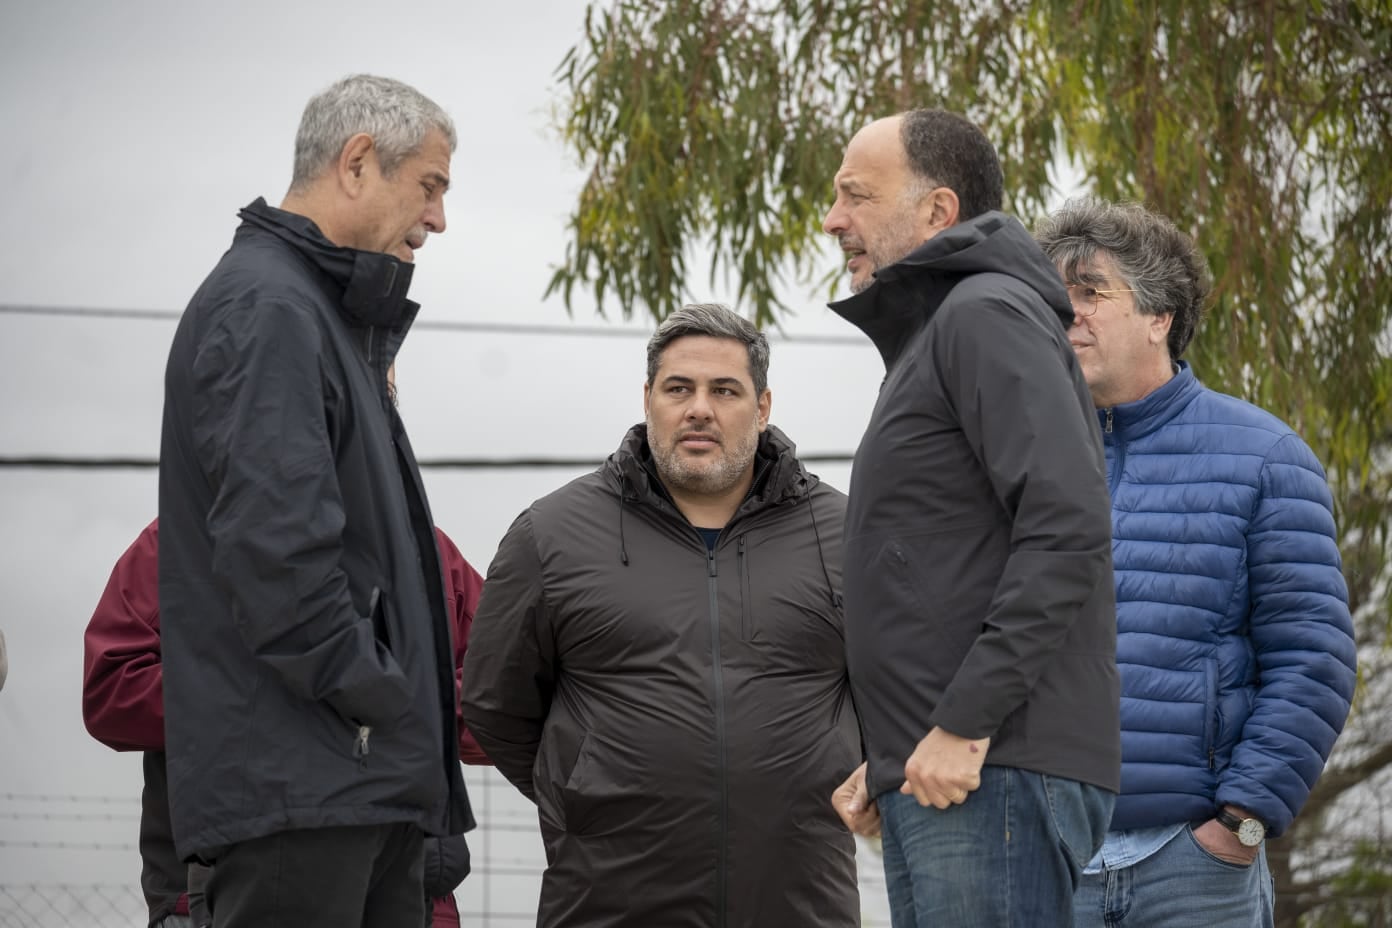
[461,426,860,928]
[158,199,472,859]
[829,211,1121,799]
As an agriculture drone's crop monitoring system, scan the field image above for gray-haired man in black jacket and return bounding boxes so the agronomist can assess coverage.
[158,74,471,927]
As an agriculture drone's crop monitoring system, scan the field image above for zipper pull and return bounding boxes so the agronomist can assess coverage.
[1104,408,1115,434]
[707,549,718,578]
[354,725,372,759]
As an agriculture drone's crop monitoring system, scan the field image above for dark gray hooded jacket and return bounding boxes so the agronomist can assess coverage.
[462,425,860,928]
[829,211,1121,799]
[159,199,472,860]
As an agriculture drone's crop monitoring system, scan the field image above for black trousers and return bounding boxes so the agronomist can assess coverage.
[205,823,424,928]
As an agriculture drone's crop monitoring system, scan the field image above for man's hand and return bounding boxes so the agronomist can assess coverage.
[900,727,990,809]
[831,762,881,837]
[1192,815,1260,866]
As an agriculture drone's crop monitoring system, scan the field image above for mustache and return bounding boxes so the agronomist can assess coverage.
[675,428,721,443]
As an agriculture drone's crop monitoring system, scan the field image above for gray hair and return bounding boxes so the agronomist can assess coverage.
[899,109,1004,221]
[1034,198,1211,359]
[646,303,770,395]
[289,74,456,192]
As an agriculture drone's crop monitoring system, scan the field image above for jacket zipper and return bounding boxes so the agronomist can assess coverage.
[706,546,728,928]
[364,327,394,414]
[1202,658,1219,770]
[353,724,372,765]
[1103,408,1124,495]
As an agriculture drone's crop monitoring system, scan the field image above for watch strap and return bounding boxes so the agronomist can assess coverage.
[1215,808,1245,832]
[1216,807,1266,845]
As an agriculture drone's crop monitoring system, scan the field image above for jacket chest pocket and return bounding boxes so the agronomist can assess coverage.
[735,534,843,656]
[738,536,754,640]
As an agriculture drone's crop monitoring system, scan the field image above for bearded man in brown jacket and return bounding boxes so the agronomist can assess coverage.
[462,302,861,927]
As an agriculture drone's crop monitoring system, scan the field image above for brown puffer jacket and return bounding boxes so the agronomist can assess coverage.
[462,424,860,928]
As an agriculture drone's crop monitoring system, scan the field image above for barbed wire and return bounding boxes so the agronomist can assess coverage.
[0,451,857,471]
[0,303,869,347]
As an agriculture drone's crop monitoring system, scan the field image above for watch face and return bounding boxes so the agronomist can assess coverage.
[1236,818,1265,846]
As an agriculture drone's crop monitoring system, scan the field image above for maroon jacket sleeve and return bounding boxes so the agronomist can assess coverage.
[435,527,491,766]
[82,520,165,752]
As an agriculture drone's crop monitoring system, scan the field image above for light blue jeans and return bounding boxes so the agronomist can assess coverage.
[877,766,1113,928]
[1073,825,1273,927]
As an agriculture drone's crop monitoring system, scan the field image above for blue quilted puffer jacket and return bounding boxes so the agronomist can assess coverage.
[1102,363,1356,837]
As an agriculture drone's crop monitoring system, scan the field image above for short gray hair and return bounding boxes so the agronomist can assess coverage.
[646,303,770,395]
[289,74,456,192]
[1034,198,1211,359]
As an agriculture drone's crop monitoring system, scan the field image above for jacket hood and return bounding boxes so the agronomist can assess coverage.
[237,198,419,331]
[829,211,1073,364]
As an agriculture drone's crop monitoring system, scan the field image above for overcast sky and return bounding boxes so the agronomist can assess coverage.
[0,1,895,922]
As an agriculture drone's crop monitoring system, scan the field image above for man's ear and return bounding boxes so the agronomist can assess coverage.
[921,186,961,234]
[642,381,652,417]
[336,133,376,198]
[757,389,772,431]
[1150,311,1175,348]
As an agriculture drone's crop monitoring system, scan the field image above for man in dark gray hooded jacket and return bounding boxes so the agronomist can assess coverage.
[825,109,1120,928]
[462,303,860,928]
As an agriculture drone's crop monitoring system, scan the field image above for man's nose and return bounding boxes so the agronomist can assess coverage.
[685,391,714,419]
[822,200,845,236]
[424,200,446,234]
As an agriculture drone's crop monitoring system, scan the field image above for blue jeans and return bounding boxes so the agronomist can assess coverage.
[1073,825,1273,927]
[878,766,1113,928]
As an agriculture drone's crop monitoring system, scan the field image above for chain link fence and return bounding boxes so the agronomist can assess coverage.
[0,885,144,928]
[0,771,891,927]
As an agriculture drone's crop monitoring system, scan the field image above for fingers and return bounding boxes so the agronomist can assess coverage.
[832,763,873,832]
[852,806,883,838]
[847,766,869,814]
[899,776,977,809]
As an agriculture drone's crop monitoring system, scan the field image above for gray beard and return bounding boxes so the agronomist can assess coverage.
[855,205,925,294]
[647,423,759,499]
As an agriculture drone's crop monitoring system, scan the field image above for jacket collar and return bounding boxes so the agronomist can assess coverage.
[827,277,937,370]
[828,211,1070,370]
[236,198,419,331]
[1100,362,1201,440]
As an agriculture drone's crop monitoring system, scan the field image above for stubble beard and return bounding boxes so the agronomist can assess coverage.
[850,201,926,294]
[647,419,760,498]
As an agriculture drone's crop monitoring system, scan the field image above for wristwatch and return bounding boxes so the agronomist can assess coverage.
[1216,808,1267,847]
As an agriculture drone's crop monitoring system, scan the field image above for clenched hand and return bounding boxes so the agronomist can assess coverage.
[900,727,990,809]
[831,762,881,837]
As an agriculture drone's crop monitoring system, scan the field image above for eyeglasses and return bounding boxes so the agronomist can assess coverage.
[1066,284,1137,317]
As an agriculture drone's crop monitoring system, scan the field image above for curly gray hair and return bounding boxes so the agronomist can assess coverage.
[1034,198,1211,359]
